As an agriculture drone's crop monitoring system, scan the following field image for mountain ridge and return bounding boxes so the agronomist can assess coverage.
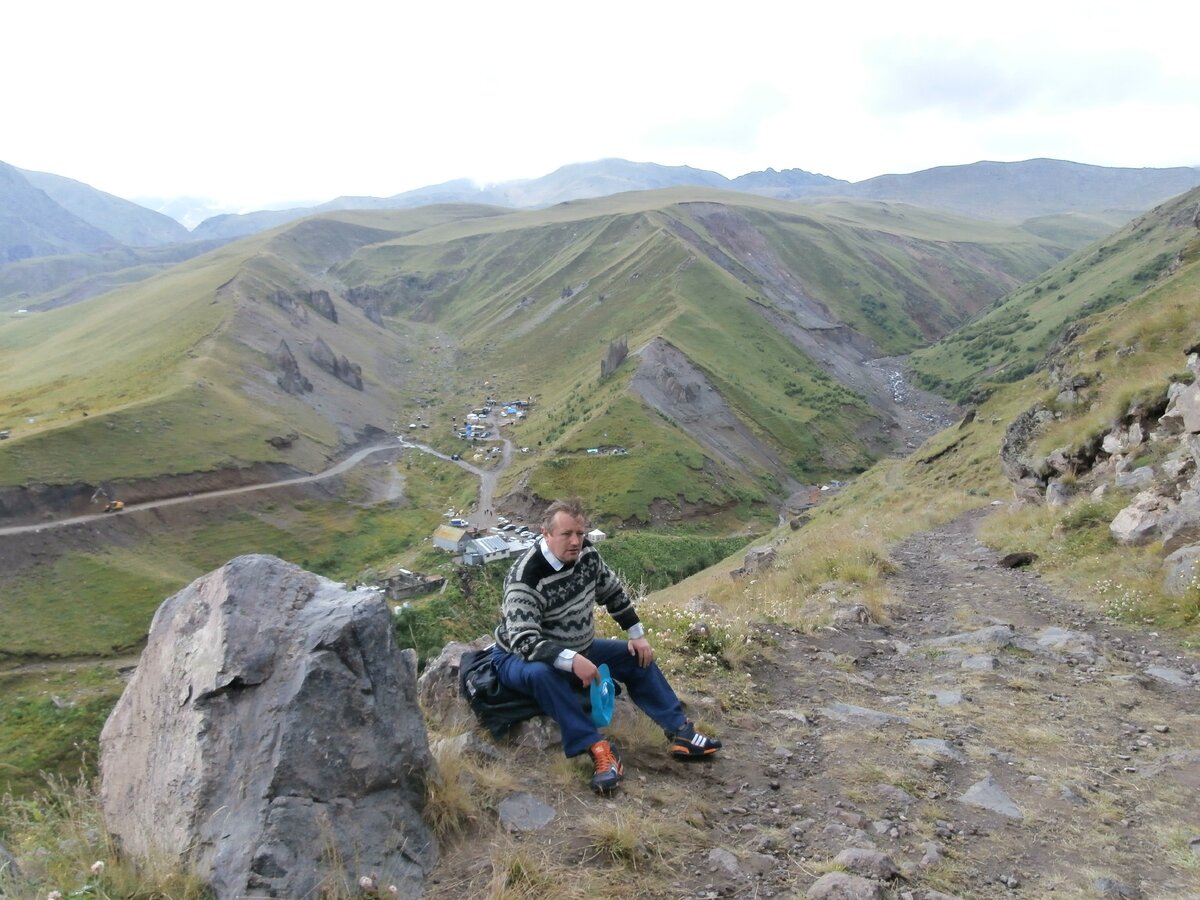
[19,167,191,246]
[5,156,1196,273]
[189,156,1200,241]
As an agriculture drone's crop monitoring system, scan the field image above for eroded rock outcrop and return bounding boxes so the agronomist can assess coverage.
[309,336,364,390]
[305,289,338,323]
[272,339,313,394]
[99,555,435,899]
[600,337,628,379]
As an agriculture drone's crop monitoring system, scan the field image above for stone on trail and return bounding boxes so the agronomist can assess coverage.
[99,554,435,900]
[875,784,916,807]
[805,871,884,899]
[923,624,1015,650]
[820,703,909,726]
[1144,666,1193,687]
[910,738,967,763]
[1035,626,1100,661]
[833,848,899,880]
[960,654,1000,671]
[930,689,966,706]
[707,847,742,876]
[498,792,556,832]
[957,775,1023,820]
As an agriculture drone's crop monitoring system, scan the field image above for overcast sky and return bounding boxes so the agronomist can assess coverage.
[5,0,1198,212]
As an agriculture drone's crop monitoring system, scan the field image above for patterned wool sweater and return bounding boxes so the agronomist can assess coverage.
[494,539,640,663]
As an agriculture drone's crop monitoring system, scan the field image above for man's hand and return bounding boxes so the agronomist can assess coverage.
[628,636,655,668]
[571,653,600,687]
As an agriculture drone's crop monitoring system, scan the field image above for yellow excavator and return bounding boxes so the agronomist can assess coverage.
[104,500,125,513]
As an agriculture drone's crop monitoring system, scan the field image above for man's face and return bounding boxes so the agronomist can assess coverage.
[543,512,587,564]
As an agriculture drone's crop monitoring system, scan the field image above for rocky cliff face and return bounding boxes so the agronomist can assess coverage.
[1002,347,1200,598]
[99,555,435,899]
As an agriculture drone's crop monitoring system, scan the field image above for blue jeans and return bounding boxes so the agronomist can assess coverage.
[493,638,687,757]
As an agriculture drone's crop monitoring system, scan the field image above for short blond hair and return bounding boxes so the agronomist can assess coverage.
[541,497,588,531]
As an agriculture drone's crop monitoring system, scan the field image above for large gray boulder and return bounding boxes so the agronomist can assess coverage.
[1160,490,1200,554]
[100,555,435,899]
[1110,492,1168,545]
[1163,544,1200,597]
[1161,381,1200,435]
[417,635,493,726]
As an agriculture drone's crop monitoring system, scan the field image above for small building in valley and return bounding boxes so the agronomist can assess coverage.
[463,536,512,566]
[432,525,470,553]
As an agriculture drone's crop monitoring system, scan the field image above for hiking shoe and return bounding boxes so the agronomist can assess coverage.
[669,721,721,759]
[588,739,624,793]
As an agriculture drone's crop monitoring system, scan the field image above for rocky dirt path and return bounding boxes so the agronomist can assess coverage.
[436,510,1200,898]
[684,509,1200,898]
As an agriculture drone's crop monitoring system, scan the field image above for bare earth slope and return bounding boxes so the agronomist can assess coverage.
[432,510,1200,898]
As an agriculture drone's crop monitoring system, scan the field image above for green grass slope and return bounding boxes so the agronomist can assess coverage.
[1,191,1068,522]
[330,189,1070,513]
[909,186,1200,402]
[0,209,506,485]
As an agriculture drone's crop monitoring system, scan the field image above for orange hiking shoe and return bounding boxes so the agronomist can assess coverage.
[588,739,624,793]
[669,721,721,759]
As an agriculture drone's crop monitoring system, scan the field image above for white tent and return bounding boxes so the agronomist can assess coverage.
[588,528,607,542]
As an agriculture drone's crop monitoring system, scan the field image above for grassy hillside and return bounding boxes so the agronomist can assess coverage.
[909,186,1200,401]
[1,191,1068,521]
[330,190,1070,509]
[0,209,509,485]
[0,239,229,312]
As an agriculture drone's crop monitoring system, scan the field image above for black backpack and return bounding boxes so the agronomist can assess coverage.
[458,647,545,739]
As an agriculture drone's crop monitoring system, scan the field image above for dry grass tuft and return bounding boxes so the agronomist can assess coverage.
[486,842,558,899]
[580,808,689,870]
[0,773,210,899]
[423,731,520,839]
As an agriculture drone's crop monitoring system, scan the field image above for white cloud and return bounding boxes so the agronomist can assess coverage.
[3,0,1198,208]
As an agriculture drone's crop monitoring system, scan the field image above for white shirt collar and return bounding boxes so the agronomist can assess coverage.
[540,536,567,571]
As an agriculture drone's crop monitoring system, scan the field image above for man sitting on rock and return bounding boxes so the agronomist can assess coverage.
[492,497,720,793]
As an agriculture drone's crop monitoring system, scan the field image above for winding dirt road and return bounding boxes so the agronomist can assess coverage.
[0,442,405,537]
[398,434,513,526]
